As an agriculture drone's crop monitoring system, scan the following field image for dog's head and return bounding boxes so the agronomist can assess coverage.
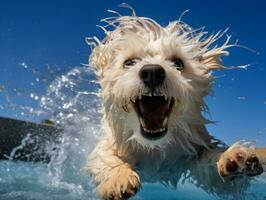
[88,14,234,149]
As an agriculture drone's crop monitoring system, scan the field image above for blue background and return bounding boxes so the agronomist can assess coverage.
[0,0,265,146]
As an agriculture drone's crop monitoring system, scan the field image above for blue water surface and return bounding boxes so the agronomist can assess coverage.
[0,160,266,200]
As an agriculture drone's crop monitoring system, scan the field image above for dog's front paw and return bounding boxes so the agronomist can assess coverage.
[97,165,141,200]
[217,140,264,181]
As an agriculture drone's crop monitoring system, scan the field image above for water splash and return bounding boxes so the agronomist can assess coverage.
[6,133,33,160]
[39,66,101,198]
[1,64,101,199]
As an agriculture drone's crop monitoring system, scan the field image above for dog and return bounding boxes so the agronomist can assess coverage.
[84,7,264,200]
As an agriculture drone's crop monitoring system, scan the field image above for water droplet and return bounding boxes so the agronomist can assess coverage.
[237,96,246,100]
[20,62,28,68]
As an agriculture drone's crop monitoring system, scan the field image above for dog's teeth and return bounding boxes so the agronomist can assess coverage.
[167,98,172,109]
[138,94,142,100]
[140,118,145,126]
[163,117,168,127]
[164,95,168,101]
[143,125,166,134]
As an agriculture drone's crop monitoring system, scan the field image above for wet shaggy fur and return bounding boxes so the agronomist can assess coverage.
[84,7,264,200]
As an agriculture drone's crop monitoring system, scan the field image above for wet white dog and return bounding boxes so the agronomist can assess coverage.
[85,7,264,200]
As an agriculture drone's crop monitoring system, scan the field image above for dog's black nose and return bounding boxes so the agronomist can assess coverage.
[139,64,166,91]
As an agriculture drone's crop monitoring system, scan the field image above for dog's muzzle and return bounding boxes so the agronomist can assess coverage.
[131,64,174,140]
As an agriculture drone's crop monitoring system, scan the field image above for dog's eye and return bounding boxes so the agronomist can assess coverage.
[124,59,137,68]
[172,58,184,71]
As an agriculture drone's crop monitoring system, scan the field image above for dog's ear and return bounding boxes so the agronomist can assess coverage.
[200,44,251,73]
[165,22,233,73]
[89,44,108,79]
[200,51,228,72]
[198,35,232,73]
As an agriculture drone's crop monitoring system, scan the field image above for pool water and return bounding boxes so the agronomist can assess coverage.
[1,66,266,200]
[0,160,266,200]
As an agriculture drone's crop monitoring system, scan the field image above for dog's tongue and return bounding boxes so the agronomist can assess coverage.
[139,96,168,126]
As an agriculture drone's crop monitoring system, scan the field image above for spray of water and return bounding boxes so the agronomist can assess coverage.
[42,66,101,198]
[0,64,102,199]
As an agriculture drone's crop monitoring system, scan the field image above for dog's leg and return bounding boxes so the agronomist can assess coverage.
[84,133,140,200]
[189,141,264,197]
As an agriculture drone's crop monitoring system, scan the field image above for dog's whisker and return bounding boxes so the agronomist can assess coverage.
[122,105,129,113]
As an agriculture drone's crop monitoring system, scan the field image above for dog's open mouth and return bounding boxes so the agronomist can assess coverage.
[131,95,174,140]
